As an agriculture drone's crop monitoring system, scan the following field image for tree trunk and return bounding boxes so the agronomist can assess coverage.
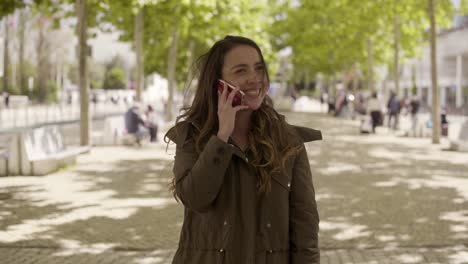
[3,16,9,93]
[166,27,179,121]
[367,37,374,92]
[77,0,90,146]
[429,0,440,144]
[37,18,48,103]
[411,63,416,97]
[352,62,359,94]
[18,10,26,95]
[134,7,144,102]
[183,40,195,107]
[394,15,400,95]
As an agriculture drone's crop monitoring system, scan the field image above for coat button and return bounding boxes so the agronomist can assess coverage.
[267,249,273,253]
[223,220,228,226]
[219,249,224,253]
[266,223,271,228]
[245,156,249,162]
[287,182,290,188]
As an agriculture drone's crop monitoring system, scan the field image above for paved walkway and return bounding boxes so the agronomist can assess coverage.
[0,112,467,263]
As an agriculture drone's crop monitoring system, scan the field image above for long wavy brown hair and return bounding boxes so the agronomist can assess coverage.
[166,36,302,196]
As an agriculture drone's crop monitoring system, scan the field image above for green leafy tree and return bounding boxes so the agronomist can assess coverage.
[102,67,125,90]
[270,0,457,93]
[101,0,272,120]
[102,56,126,90]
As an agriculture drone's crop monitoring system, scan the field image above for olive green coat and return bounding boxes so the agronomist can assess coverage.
[166,119,322,264]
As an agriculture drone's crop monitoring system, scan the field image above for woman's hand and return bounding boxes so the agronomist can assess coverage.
[217,82,249,142]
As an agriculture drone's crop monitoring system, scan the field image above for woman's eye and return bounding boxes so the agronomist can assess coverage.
[256,66,264,72]
[235,69,247,74]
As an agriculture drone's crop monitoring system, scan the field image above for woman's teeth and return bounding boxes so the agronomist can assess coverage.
[245,90,259,96]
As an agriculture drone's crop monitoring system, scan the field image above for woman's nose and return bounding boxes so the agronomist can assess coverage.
[247,70,262,83]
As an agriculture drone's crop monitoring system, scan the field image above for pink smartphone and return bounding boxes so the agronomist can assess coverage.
[217,79,244,107]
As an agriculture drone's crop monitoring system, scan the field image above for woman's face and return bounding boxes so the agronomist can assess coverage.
[221,45,268,110]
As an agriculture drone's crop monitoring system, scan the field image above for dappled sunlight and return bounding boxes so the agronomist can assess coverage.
[368,147,467,165]
[441,210,468,222]
[336,134,468,165]
[318,162,362,175]
[374,176,468,201]
[0,211,12,221]
[54,239,118,256]
[450,225,467,232]
[0,197,174,242]
[394,254,424,263]
[376,235,396,242]
[132,250,173,264]
[320,221,371,240]
[414,217,429,223]
[441,211,468,239]
[336,134,443,149]
[449,251,468,264]
[78,144,175,164]
[0,160,175,243]
[315,192,344,201]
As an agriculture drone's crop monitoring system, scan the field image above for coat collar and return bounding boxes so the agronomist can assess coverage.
[289,125,322,143]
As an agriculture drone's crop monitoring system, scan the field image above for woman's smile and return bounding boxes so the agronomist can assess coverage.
[242,88,260,97]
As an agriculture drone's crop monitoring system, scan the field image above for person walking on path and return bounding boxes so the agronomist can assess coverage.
[165,36,322,264]
[144,105,159,142]
[409,96,420,137]
[367,92,382,133]
[387,91,401,130]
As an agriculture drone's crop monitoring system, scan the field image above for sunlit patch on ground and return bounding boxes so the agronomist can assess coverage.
[133,250,172,264]
[377,235,396,242]
[394,254,424,263]
[374,176,468,201]
[53,239,118,256]
[320,221,371,240]
[315,192,344,201]
[449,250,468,264]
[0,143,176,245]
[0,113,466,263]
[318,162,362,175]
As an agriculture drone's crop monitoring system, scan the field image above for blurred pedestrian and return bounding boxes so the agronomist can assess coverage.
[367,92,382,133]
[328,95,336,114]
[165,35,321,264]
[335,89,347,117]
[3,92,10,108]
[124,104,148,146]
[441,108,449,137]
[145,105,158,142]
[387,91,400,130]
[409,96,420,137]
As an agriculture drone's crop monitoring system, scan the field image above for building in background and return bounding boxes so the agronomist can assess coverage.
[387,14,468,114]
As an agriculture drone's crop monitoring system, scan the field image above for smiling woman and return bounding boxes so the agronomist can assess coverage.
[164,36,322,264]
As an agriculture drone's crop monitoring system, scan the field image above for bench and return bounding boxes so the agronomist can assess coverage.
[5,125,90,176]
[450,120,468,152]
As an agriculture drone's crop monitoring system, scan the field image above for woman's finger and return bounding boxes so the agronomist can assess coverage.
[233,105,250,112]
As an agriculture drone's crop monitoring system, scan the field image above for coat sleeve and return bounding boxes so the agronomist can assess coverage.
[290,144,320,263]
[167,125,234,213]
